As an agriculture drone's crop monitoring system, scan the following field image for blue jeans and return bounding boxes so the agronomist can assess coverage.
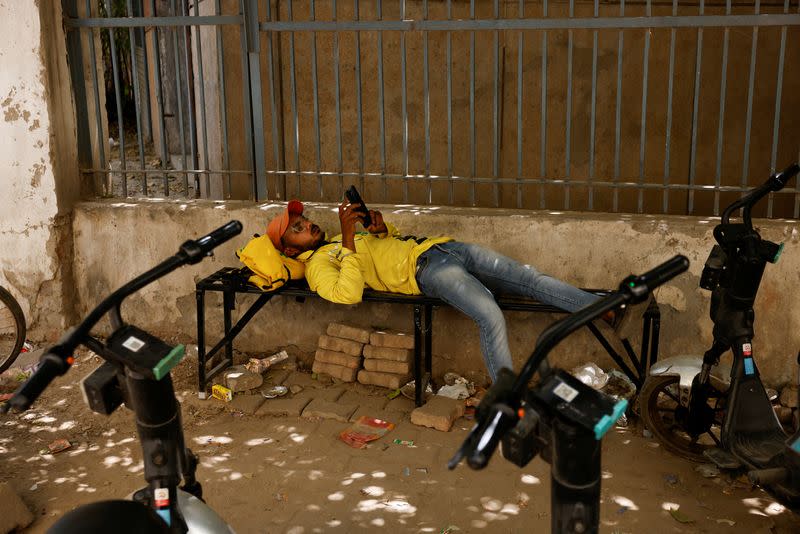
[415,242,600,381]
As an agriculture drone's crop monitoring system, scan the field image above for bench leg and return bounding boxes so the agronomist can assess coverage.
[424,304,433,380]
[414,305,423,407]
[223,289,234,370]
[196,289,207,399]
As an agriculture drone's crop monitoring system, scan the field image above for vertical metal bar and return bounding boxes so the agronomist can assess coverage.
[564,0,574,210]
[193,0,211,196]
[446,0,453,204]
[741,0,760,194]
[714,0,732,216]
[516,0,524,209]
[181,0,198,195]
[85,0,106,186]
[401,0,409,202]
[492,0,500,207]
[196,289,206,395]
[638,0,651,213]
[149,0,169,196]
[170,0,187,195]
[311,0,322,197]
[259,0,276,199]
[287,0,300,195]
[613,0,624,212]
[64,0,95,193]
[423,0,431,202]
[469,0,476,206]
[214,0,231,198]
[589,0,598,210]
[333,0,344,194]
[355,0,365,192]
[126,0,147,196]
[687,0,704,215]
[377,0,387,200]
[539,0,547,209]
[768,0,790,218]
[239,0,257,198]
[105,0,127,196]
[663,0,677,214]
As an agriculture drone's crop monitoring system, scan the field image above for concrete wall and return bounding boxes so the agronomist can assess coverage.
[0,2,80,339]
[72,200,800,388]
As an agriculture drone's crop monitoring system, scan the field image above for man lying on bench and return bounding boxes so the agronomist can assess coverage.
[266,195,650,382]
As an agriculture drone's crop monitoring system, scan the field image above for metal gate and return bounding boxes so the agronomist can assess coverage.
[64,1,800,218]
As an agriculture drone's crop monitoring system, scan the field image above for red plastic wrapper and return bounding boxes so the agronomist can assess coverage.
[339,416,395,449]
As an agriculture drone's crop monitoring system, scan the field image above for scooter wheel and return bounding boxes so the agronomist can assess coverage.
[640,374,724,463]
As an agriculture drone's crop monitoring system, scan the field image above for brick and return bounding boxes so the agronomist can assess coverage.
[363,359,411,375]
[283,371,321,390]
[224,365,264,392]
[363,344,412,362]
[314,348,363,369]
[301,398,358,422]
[318,334,364,356]
[369,330,415,349]
[327,322,372,344]
[0,482,34,533]
[410,395,465,432]
[312,360,358,382]
[357,370,410,390]
[256,390,314,417]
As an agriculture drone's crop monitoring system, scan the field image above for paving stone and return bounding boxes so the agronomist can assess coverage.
[410,396,465,432]
[362,344,412,362]
[357,369,410,389]
[363,358,411,375]
[338,390,390,410]
[780,385,798,408]
[327,322,372,343]
[0,482,34,533]
[224,365,264,392]
[226,393,265,415]
[313,385,346,402]
[314,348,363,369]
[283,371,321,390]
[318,334,364,356]
[384,396,417,414]
[369,329,415,349]
[312,360,358,382]
[255,390,314,417]
[301,398,358,422]
[263,368,292,387]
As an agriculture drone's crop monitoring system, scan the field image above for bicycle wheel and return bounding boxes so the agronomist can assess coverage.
[0,285,25,373]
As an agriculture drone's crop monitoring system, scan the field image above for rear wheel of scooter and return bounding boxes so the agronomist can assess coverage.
[640,374,725,463]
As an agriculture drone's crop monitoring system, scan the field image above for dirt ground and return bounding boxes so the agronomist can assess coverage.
[2,350,799,534]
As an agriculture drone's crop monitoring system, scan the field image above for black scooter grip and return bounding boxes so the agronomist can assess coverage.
[195,220,243,254]
[2,353,71,413]
[637,255,689,292]
[180,220,243,264]
[772,163,799,190]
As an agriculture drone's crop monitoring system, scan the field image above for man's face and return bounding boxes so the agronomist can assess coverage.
[281,214,324,257]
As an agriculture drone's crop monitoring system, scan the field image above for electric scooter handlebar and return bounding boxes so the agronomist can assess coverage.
[1,221,243,414]
[449,255,690,471]
[771,163,800,190]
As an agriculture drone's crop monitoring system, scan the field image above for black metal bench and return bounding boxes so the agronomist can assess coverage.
[195,266,661,406]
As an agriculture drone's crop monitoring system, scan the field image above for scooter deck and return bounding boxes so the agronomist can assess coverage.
[728,428,788,468]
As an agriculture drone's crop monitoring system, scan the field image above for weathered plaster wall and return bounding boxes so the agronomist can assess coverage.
[0,2,80,339]
[73,201,800,387]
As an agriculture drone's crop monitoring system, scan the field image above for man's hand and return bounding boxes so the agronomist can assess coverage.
[338,200,361,251]
[366,210,388,235]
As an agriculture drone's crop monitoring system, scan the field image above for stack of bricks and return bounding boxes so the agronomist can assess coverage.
[312,323,371,382]
[358,330,414,390]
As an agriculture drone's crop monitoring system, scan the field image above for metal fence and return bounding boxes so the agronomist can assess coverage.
[64,1,800,218]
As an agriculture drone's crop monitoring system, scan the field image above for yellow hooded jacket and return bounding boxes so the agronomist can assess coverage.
[297,223,452,304]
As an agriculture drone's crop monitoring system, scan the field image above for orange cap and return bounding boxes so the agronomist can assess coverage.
[266,200,304,252]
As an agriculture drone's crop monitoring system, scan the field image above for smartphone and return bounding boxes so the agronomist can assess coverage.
[345,185,372,228]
